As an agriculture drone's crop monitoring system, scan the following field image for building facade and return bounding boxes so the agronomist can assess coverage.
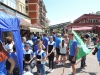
[0,0,16,9]
[16,0,26,14]
[67,13,100,33]
[26,0,47,26]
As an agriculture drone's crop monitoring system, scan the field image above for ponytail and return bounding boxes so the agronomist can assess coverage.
[62,40,64,48]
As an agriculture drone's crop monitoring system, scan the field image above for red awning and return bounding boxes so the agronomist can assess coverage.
[72,27,92,30]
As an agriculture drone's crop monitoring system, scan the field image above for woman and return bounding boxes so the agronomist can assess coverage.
[0,40,15,75]
[60,39,67,65]
[47,36,55,73]
[5,37,14,53]
[4,37,14,71]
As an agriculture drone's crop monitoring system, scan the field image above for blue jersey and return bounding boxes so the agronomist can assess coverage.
[55,37,61,48]
[69,40,78,56]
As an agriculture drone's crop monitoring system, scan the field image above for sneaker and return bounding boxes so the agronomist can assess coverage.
[47,69,52,72]
[62,63,65,65]
[50,69,54,73]
[60,62,63,65]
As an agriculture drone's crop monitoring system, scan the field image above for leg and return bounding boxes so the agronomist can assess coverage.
[63,55,66,65]
[13,67,20,75]
[60,55,63,63]
[71,64,76,75]
[56,48,60,63]
[52,53,54,69]
[37,65,40,75]
[81,58,84,67]
[48,57,51,69]
[40,65,46,75]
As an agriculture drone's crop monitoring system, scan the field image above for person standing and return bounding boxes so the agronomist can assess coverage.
[47,36,55,73]
[69,33,78,75]
[55,34,62,64]
[36,44,46,75]
[0,40,15,75]
[60,39,67,65]
[43,34,49,53]
[23,44,35,73]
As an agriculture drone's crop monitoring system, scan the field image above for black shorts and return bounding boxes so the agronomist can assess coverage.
[60,53,66,56]
[56,48,60,55]
[69,55,76,64]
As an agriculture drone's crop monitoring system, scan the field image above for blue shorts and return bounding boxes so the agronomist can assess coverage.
[37,64,46,75]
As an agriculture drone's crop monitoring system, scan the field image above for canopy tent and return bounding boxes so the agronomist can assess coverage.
[0,11,23,75]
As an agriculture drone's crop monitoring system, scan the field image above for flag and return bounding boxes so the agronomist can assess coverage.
[95,43,100,63]
[72,30,91,60]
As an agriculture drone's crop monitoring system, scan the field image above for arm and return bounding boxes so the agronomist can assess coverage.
[42,44,45,49]
[66,46,69,54]
[73,46,78,58]
[8,57,15,74]
[72,42,78,61]
[28,54,35,63]
[46,46,55,57]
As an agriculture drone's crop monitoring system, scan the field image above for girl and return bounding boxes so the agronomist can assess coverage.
[60,39,67,65]
[47,36,55,73]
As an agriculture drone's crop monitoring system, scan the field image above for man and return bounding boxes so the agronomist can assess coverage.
[42,34,49,53]
[69,32,78,75]
[55,34,62,64]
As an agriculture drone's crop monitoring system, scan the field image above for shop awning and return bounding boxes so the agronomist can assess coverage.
[72,27,92,30]
[29,27,44,32]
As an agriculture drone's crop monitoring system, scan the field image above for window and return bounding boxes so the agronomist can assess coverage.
[20,4,22,12]
[8,0,10,6]
[4,0,8,5]
[11,1,13,8]
[23,6,25,13]
[13,3,16,9]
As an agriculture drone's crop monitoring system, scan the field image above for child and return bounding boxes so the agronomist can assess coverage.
[23,44,35,73]
[60,39,67,65]
[36,44,46,75]
[47,36,55,72]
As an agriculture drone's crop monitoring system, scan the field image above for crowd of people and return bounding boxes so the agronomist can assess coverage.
[0,31,99,75]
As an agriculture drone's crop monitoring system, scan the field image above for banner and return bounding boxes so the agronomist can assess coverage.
[72,30,90,60]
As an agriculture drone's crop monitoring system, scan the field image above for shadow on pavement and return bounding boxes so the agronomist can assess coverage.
[76,68,97,75]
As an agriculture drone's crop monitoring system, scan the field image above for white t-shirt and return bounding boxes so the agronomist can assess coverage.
[60,43,67,54]
[5,43,13,53]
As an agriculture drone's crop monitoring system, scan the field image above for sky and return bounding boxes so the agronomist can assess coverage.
[43,0,100,25]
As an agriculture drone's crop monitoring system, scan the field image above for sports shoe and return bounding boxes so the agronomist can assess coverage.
[47,69,52,72]
[50,69,54,73]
